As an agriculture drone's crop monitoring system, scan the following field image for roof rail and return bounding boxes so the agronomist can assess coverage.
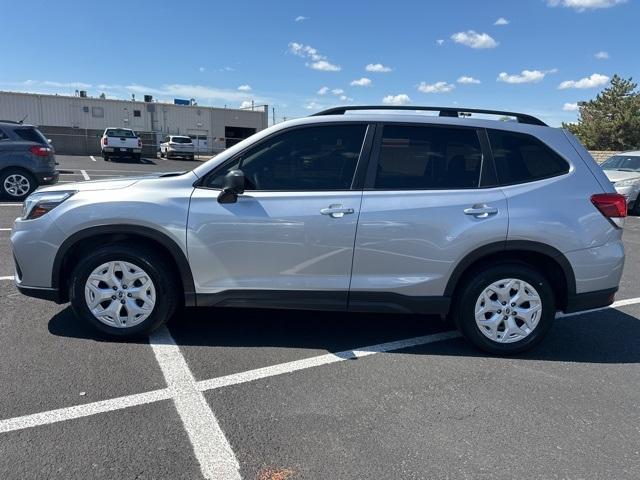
[0,119,23,124]
[311,105,548,126]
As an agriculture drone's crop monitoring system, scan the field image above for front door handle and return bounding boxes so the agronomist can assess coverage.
[320,205,355,218]
[464,204,498,218]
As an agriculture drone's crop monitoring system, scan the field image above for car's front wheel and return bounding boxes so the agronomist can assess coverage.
[1,168,36,200]
[69,244,179,337]
[454,264,555,355]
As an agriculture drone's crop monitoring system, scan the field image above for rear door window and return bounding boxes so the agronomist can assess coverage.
[373,125,483,190]
[14,127,47,144]
[172,137,192,144]
[487,130,570,185]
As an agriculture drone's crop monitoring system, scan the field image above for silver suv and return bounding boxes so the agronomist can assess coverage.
[11,106,627,354]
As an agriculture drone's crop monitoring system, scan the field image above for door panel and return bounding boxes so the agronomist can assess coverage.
[187,189,362,304]
[351,189,508,297]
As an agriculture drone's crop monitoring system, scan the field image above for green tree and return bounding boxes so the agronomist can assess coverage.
[563,75,640,150]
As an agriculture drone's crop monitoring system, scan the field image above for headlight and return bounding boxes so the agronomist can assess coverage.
[22,190,77,220]
[615,178,640,188]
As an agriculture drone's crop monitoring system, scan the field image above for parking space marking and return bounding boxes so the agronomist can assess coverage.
[89,155,97,162]
[0,228,11,231]
[80,170,90,181]
[196,330,462,392]
[0,204,21,207]
[0,388,173,434]
[149,327,241,480]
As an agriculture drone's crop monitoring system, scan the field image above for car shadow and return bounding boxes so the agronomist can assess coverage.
[105,157,157,165]
[47,305,640,364]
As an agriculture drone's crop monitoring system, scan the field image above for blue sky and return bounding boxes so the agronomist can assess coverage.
[1,0,638,125]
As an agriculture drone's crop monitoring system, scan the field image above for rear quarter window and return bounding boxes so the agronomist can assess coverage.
[106,129,136,138]
[488,130,570,185]
[14,127,48,144]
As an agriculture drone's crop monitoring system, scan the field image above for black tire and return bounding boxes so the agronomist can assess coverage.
[631,200,640,216]
[135,154,142,162]
[0,168,37,200]
[103,154,109,161]
[160,149,164,158]
[189,155,195,161]
[69,243,179,338]
[453,263,555,355]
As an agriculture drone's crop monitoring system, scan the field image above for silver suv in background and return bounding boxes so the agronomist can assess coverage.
[11,106,626,355]
[601,151,640,215]
[160,135,195,160]
[0,120,58,200]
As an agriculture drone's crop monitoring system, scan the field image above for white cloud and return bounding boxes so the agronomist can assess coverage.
[310,60,341,72]
[595,51,609,59]
[219,66,234,72]
[237,84,251,92]
[457,76,481,84]
[294,15,308,22]
[198,66,205,72]
[365,63,392,73]
[547,0,626,11]
[494,17,509,25]
[436,39,445,46]
[305,101,321,110]
[317,86,329,95]
[239,100,254,109]
[563,102,579,111]
[382,94,411,105]
[339,95,353,102]
[331,88,344,95]
[125,83,253,103]
[497,70,546,84]
[350,77,372,87]
[451,30,498,49]
[288,42,341,72]
[558,73,609,89]
[417,81,455,93]
[42,80,92,89]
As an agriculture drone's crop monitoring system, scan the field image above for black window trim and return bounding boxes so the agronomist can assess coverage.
[484,127,572,187]
[363,121,493,191]
[195,121,376,192]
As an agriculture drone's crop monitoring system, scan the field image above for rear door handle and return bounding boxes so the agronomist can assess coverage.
[320,205,355,218]
[464,204,498,218]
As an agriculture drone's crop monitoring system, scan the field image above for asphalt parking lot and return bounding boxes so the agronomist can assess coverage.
[1,155,639,479]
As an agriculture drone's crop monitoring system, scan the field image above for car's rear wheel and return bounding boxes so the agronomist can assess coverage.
[69,244,179,337]
[103,154,110,161]
[454,263,555,355]
[1,168,36,200]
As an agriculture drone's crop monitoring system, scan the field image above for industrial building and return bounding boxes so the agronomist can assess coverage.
[0,90,268,156]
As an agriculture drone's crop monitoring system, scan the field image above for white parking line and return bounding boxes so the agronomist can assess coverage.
[0,228,11,231]
[89,155,97,162]
[149,327,240,480]
[0,276,14,281]
[0,297,639,458]
[0,203,21,207]
[80,170,90,181]
[0,389,172,434]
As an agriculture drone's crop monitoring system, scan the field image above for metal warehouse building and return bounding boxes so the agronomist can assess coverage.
[0,90,268,156]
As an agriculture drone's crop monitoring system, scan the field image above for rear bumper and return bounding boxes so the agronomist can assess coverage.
[102,148,141,156]
[34,170,59,185]
[166,150,194,157]
[564,288,617,313]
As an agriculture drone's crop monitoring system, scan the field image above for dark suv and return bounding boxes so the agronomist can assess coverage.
[0,121,58,200]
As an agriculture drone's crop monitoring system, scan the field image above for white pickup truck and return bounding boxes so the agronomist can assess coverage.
[100,128,142,161]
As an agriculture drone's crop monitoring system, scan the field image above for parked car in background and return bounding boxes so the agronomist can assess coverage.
[101,128,142,161]
[160,135,195,160]
[11,105,626,355]
[0,120,58,200]
[601,151,640,215]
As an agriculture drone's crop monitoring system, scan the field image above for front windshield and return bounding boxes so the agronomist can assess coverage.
[601,155,640,172]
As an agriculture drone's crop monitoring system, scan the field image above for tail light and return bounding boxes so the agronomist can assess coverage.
[29,146,52,157]
[138,138,142,148]
[591,193,627,228]
[103,137,108,146]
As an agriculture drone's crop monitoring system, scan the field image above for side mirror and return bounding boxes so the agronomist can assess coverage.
[217,169,245,204]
